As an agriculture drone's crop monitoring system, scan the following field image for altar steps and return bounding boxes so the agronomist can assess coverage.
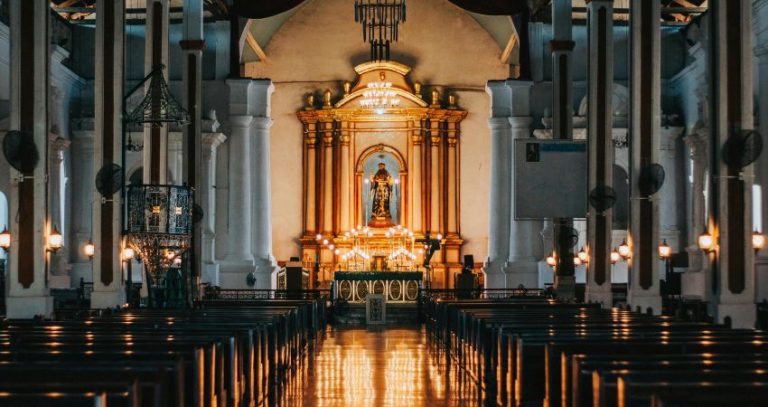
[331,303,421,326]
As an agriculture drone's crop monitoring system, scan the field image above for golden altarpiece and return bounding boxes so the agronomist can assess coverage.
[297,61,466,294]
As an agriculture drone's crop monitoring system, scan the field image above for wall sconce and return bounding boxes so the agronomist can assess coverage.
[657,239,672,260]
[753,230,766,252]
[698,232,715,253]
[83,239,95,260]
[47,224,63,253]
[0,227,10,251]
[545,252,557,268]
[610,248,621,265]
[573,256,582,266]
[122,247,135,261]
[577,247,589,264]
[617,239,631,260]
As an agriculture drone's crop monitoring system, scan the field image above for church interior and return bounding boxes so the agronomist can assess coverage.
[2,0,768,405]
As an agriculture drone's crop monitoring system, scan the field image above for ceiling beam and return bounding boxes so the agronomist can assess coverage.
[499,32,518,64]
[245,29,269,63]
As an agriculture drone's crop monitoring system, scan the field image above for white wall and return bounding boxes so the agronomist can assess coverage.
[244,0,509,262]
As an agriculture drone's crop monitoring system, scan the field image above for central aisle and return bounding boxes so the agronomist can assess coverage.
[273,327,486,406]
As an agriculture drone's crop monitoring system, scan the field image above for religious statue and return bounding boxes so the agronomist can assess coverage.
[368,162,394,226]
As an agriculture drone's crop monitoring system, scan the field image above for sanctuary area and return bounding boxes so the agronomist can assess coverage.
[2,0,768,406]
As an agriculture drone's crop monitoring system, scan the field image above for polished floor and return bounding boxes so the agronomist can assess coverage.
[272,327,487,406]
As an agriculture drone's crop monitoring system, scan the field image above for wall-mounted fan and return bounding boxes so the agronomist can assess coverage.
[638,163,666,197]
[192,204,204,224]
[722,129,763,169]
[95,164,124,197]
[588,185,617,213]
[557,225,579,249]
[2,130,39,173]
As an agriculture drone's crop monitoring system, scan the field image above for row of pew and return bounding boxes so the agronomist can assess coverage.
[0,298,327,407]
[425,296,768,407]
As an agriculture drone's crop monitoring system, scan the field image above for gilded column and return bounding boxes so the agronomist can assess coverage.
[410,123,424,233]
[320,120,334,235]
[429,120,442,234]
[446,120,459,236]
[339,122,351,232]
[304,120,318,234]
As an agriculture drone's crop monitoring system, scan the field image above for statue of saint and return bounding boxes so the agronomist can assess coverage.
[369,162,394,226]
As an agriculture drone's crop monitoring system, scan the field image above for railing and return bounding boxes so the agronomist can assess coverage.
[202,288,331,301]
[421,288,547,301]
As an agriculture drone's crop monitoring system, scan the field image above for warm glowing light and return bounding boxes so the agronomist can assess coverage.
[174,206,183,215]
[122,247,135,260]
[47,225,64,252]
[316,234,322,241]
[0,227,10,250]
[610,249,621,265]
[573,256,582,266]
[83,240,95,259]
[698,232,714,252]
[322,239,329,245]
[658,239,672,259]
[546,253,557,267]
[617,239,631,259]
[152,205,161,214]
[753,230,766,252]
[436,233,443,241]
[577,247,589,263]
[328,244,335,250]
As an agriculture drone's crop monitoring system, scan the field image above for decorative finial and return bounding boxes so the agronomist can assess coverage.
[304,94,315,111]
[323,89,332,109]
[430,89,441,108]
[343,81,351,96]
[414,82,422,98]
[448,94,457,109]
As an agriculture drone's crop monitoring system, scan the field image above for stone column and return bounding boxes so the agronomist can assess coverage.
[506,114,540,289]
[143,0,169,185]
[48,135,71,283]
[304,120,319,234]
[659,127,685,250]
[69,122,94,285]
[339,123,351,232]
[708,0,755,328]
[626,0,662,314]
[410,125,424,233]
[251,111,279,289]
[220,113,254,284]
[180,0,205,296]
[585,0,615,306]
[483,82,513,288]
[6,0,53,318]
[221,80,255,286]
[200,127,225,286]
[753,0,768,302]
[551,0,576,298]
[682,130,710,299]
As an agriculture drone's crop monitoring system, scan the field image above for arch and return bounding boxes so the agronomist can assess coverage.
[355,143,407,174]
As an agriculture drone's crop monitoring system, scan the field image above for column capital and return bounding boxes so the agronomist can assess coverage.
[412,133,424,144]
[252,117,273,130]
[488,116,511,130]
[509,116,533,129]
[229,115,253,128]
[339,134,351,146]
[202,132,227,150]
[227,78,274,117]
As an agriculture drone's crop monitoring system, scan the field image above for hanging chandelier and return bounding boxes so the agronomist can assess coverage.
[124,65,189,128]
[355,0,406,60]
[360,72,401,109]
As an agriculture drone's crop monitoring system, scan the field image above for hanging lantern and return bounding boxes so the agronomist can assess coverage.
[617,239,631,259]
[752,230,766,252]
[83,239,96,260]
[657,239,672,260]
[0,227,10,250]
[47,224,64,253]
[698,232,715,253]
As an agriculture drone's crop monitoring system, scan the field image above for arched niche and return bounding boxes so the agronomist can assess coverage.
[356,144,408,227]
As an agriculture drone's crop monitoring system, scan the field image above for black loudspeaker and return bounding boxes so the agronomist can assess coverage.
[285,257,304,294]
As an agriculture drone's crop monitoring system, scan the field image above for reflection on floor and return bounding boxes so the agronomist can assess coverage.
[272,327,488,406]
